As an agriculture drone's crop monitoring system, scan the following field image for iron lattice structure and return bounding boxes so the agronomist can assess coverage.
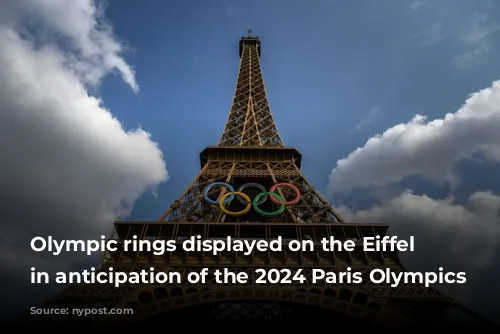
[28,33,494,331]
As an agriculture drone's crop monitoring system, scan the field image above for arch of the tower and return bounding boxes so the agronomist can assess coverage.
[107,285,397,329]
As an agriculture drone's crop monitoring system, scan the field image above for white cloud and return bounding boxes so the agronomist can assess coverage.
[337,191,500,275]
[419,22,444,47]
[328,81,500,306]
[0,0,168,309]
[329,80,500,192]
[336,190,500,300]
[453,14,500,70]
[410,0,428,12]
[4,0,139,92]
[461,14,500,46]
[353,106,380,132]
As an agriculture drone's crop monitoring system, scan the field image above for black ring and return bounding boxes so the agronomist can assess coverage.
[236,183,267,205]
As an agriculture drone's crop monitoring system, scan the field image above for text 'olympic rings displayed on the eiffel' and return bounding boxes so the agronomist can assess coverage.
[203,182,301,217]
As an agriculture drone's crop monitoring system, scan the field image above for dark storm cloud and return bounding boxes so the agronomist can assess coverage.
[0,0,168,316]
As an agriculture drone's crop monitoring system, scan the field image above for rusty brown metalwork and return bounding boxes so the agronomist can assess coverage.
[30,34,494,331]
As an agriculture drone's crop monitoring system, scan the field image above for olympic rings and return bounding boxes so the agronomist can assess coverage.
[270,183,301,205]
[204,182,235,204]
[237,183,267,205]
[253,192,285,216]
[203,182,301,216]
[219,192,252,216]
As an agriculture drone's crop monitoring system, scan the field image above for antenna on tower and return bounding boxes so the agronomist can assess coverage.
[247,29,252,37]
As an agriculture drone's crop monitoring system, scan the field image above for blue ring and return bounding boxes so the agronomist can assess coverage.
[203,182,235,204]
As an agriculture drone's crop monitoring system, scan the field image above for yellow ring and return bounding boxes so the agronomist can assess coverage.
[219,191,251,216]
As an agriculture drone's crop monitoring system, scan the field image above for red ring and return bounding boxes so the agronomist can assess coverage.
[269,183,301,205]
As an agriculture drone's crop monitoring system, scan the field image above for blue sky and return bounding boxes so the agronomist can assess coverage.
[99,0,500,218]
[102,0,500,317]
[1,0,500,320]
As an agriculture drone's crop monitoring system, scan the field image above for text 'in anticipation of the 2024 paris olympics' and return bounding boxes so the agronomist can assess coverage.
[28,235,467,288]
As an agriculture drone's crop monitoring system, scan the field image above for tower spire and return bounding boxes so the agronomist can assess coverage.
[219,34,282,147]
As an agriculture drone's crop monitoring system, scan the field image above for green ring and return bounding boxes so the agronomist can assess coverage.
[253,192,286,216]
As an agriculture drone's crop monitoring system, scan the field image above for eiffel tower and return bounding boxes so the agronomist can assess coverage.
[26,32,495,331]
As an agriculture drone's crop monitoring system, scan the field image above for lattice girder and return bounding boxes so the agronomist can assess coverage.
[158,161,345,224]
[218,37,282,147]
